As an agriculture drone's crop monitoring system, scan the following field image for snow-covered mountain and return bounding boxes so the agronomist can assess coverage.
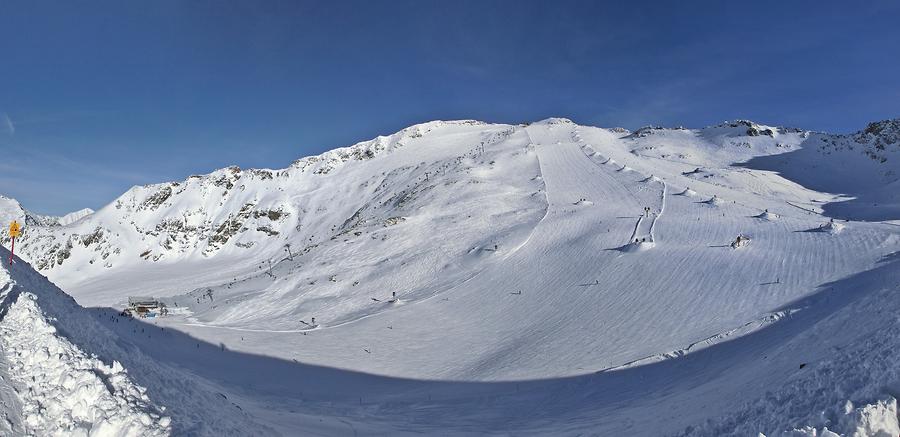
[0,117,898,436]
[0,195,94,228]
[56,207,94,226]
[0,195,58,227]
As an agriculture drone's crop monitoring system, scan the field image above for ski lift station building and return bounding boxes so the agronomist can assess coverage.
[127,296,165,318]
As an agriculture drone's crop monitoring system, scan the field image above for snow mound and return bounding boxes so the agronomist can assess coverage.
[0,292,170,436]
[615,241,655,253]
[700,195,723,206]
[682,167,704,176]
[573,199,594,206]
[754,211,780,221]
[730,234,751,249]
[0,246,276,435]
[815,221,846,234]
[675,188,698,197]
[764,398,900,437]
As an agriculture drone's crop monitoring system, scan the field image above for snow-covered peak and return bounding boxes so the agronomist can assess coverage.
[0,195,25,226]
[289,119,488,174]
[626,120,804,142]
[531,117,575,126]
[854,117,900,152]
[796,117,900,168]
[0,195,64,227]
[57,208,94,226]
[626,125,690,138]
[701,120,804,138]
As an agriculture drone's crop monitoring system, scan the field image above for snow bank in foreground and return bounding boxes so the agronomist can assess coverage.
[674,273,900,437]
[0,291,170,436]
[0,245,275,436]
[764,397,899,437]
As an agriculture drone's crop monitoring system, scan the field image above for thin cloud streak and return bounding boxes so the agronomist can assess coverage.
[2,113,14,135]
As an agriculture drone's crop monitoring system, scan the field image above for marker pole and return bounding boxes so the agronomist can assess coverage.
[8,236,14,264]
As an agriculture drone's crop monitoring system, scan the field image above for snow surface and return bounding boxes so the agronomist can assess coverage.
[0,117,899,435]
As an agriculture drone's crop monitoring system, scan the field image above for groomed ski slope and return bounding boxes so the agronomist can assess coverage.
[2,245,899,436]
[136,119,897,382]
[0,118,899,435]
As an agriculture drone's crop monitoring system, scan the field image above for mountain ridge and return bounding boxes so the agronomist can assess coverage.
[2,116,897,279]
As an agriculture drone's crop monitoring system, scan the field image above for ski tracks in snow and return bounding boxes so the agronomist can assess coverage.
[576,140,667,247]
[629,184,665,245]
[648,180,667,241]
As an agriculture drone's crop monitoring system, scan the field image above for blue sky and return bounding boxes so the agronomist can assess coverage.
[1,0,899,215]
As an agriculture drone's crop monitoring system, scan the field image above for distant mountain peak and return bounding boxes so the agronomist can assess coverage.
[58,208,95,226]
[532,117,575,125]
[627,125,689,138]
[856,118,900,151]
